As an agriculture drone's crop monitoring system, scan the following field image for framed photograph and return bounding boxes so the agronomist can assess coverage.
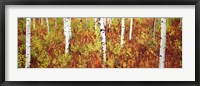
[0,0,199,86]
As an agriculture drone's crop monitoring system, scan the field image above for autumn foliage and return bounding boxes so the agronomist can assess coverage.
[18,18,182,68]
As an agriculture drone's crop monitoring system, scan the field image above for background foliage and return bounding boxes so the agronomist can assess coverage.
[18,18,182,68]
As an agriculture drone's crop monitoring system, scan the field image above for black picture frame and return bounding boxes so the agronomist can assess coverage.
[0,0,199,86]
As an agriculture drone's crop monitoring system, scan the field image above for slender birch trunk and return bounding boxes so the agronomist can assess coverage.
[159,18,166,68]
[46,18,49,35]
[153,18,157,38]
[41,18,43,26]
[33,18,36,29]
[104,18,107,27]
[100,18,107,63]
[120,18,125,47]
[129,18,133,40]
[64,18,72,53]
[109,18,112,28]
[25,18,31,68]
[39,18,41,26]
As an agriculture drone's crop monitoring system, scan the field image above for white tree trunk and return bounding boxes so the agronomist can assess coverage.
[41,18,43,26]
[39,18,41,25]
[103,18,106,27]
[108,18,112,28]
[159,18,166,68]
[46,18,49,35]
[129,18,133,40]
[120,18,125,47]
[153,18,157,38]
[64,18,72,53]
[25,18,31,68]
[100,18,107,63]
[33,18,36,29]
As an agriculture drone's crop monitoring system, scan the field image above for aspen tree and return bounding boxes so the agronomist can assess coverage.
[100,18,107,62]
[153,18,157,38]
[120,18,125,47]
[108,18,112,28]
[25,18,31,68]
[33,18,36,29]
[129,18,133,40]
[41,18,43,26]
[63,18,72,53]
[46,18,49,35]
[159,18,166,68]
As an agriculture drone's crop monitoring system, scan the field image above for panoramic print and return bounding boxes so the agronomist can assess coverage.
[18,18,182,68]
